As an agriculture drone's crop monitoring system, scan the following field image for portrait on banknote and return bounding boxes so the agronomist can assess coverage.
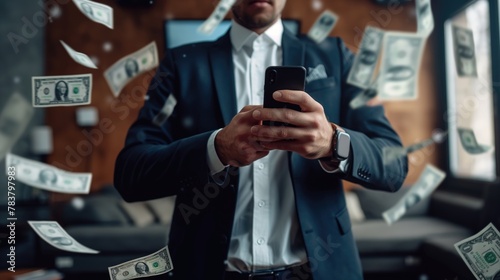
[54,81,69,101]
[135,262,150,275]
[38,169,58,186]
[81,2,94,17]
[125,59,139,78]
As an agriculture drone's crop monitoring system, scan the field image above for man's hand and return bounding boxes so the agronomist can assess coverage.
[251,90,335,159]
[215,105,270,167]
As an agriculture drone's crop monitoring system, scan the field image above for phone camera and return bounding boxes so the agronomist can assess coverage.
[269,69,277,84]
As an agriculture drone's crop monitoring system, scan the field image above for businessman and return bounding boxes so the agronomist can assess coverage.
[114,0,408,279]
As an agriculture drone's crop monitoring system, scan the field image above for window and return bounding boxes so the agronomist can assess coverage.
[444,0,497,181]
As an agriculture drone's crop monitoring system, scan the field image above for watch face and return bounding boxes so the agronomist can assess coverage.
[337,132,351,159]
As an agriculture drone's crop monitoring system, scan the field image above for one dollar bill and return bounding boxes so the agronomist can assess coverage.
[28,221,99,254]
[452,25,477,77]
[416,0,434,36]
[307,10,339,44]
[108,246,173,280]
[6,153,92,194]
[0,93,33,161]
[455,223,500,280]
[458,127,492,154]
[32,74,92,107]
[197,0,235,35]
[382,130,448,166]
[382,164,445,225]
[73,0,113,29]
[378,32,425,101]
[60,40,97,69]
[347,26,384,89]
[104,41,159,97]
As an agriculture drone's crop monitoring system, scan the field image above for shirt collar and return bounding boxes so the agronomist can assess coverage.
[230,18,283,52]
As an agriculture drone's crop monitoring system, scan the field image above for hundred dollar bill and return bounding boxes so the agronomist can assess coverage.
[6,153,92,194]
[28,221,99,254]
[32,74,92,107]
[73,0,113,29]
[416,0,434,36]
[383,130,448,165]
[378,32,425,101]
[108,246,173,280]
[453,25,478,77]
[104,41,159,97]
[307,10,339,44]
[455,223,500,280]
[347,26,384,89]
[382,164,446,225]
[198,0,235,35]
[0,93,33,161]
[60,40,97,69]
[153,94,177,126]
[458,127,491,154]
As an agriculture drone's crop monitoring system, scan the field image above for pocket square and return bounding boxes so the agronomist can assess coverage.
[306,64,328,83]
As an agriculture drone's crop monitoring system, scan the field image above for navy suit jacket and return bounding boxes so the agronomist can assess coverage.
[114,27,408,280]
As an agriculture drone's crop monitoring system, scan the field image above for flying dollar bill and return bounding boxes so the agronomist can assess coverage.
[452,25,478,77]
[378,32,425,101]
[32,74,92,107]
[60,40,97,69]
[0,93,34,161]
[104,41,159,97]
[307,10,339,44]
[153,94,177,126]
[350,74,380,109]
[458,127,491,154]
[73,0,113,29]
[455,223,500,280]
[382,130,448,165]
[416,0,434,36]
[382,164,446,225]
[29,221,99,254]
[108,246,173,280]
[347,26,384,89]
[198,0,236,35]
[6,153,92,194]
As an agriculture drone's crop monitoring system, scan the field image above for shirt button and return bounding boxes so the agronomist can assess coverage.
[257,238,265,245]
[258,163,264,170]
[258,200,265,207]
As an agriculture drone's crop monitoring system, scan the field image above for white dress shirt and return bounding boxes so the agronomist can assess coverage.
[206,19,308,272]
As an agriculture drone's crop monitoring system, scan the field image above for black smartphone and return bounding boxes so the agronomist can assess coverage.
[263,66,306,126]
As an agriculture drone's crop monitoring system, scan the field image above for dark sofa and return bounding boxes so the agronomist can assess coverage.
[350,187,480,279]
[39,186,174,275]
[39,185,488,279]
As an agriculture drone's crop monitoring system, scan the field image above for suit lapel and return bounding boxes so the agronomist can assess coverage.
[282,29,305,66]
[209,32,237,126]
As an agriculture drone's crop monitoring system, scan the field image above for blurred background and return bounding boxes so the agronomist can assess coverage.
[0,0,499,279]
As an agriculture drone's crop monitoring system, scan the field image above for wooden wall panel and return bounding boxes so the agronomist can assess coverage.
[45,0,438,201]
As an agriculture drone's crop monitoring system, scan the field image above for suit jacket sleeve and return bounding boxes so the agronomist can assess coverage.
[114,50,212,202]
[336,39,408,192]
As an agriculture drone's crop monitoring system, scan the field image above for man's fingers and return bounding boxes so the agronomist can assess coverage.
[251,125,304,140]
[272,90,322,112]
[252,108,313,127]
[240,105,263,113]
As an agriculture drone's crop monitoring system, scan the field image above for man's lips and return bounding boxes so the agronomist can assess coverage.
[248,0,272,7]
